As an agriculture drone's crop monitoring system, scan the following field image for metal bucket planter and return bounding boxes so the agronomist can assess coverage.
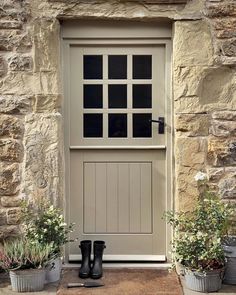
[185,268,224,293]
[223,236,236,285]
[10,269,46,292]
[45,257,62,283]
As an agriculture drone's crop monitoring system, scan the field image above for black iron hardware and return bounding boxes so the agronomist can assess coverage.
[149,117,165,134]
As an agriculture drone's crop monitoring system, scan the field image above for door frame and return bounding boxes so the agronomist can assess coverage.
[61,20,173,263]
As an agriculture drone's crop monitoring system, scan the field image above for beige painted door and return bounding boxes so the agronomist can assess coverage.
[63,23,172,261]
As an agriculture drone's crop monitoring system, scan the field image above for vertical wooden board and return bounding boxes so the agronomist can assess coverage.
[129,163,141,233]
[106,163,118,233]
[118,163,130,232]
[84,163,96,233]
[140,163,152,233]
[95,163,107,232]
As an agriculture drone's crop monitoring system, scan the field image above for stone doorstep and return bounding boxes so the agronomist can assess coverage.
[57,268,184,295]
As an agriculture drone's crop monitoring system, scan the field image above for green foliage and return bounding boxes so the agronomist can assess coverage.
[21,199,75,257]
[165,174,234,272]
[0,239,53,271]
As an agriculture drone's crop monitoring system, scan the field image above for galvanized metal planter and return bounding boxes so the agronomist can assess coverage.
[10,269,46,292]
[45,257,62,283]
[185,269,224,293]
[223,236,236,285]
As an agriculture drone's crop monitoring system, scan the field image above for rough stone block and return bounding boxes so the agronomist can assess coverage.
[210,120,236,137]
[217,55,236,65]
[174,65,236,109]
[212,111,236,121]
[213,18,236,31]
[0,163,20,196]
[0,30,25,51]
[23,113,63,205]
[38,71,61,94]
[205,2,236,18]
[175,166,199,211]
[208,137,236,166]
[0,139,23,162]
[176,137,207,167]
[174,21,214,66]
[207,167,224,182]
[33,19,60,72]
[6,208,21,225]
[0,115,24,139]
[0,20,22,29]
[174,96,202,113]
[0,0,30,25]
[8,55,32,71]
[175,114,209,136]
[33,94,61,112]
[221,39,236,57]
[15,32,32,52]
[0,72,39,95]
[216,29,236,39]
[198,66,236,105]
[0,225,19,240]
[1,196,22,207]
[219,177,236,199]
[0,210,7,226]
[0,56,8,78]
[174,66,207,99]
[0,71,60,95]
[175,96,236,114]
[0,95,33,114]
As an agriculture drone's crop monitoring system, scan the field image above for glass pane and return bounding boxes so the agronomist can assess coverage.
[133,114,152,138]
[108,55,127,79]
[109,114,127,138]
[84,114,103,137]
[84,85,103,108]
[133,84,152,108]
[108,85,127,108]
[84,55,102,79]
[133,55,152,79]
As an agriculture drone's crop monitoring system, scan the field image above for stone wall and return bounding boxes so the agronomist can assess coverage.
[0,0,235,239]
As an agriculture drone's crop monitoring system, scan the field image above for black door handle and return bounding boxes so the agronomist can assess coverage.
[149,117,165,134]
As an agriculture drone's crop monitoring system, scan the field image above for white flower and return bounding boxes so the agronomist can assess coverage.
[194,171,207,182]
[60,222,67,227]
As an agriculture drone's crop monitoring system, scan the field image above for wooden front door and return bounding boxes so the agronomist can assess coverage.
[62,21,172,261]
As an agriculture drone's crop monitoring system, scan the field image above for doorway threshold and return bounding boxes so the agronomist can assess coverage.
[63,262,171,269]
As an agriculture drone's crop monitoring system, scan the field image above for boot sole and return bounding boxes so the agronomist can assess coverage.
[90,274,102,279]
[79,273,90,279]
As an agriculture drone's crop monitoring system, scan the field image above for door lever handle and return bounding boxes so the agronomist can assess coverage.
[149,117,165,134]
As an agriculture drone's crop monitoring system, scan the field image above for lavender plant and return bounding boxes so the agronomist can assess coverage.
[0,239,53,271]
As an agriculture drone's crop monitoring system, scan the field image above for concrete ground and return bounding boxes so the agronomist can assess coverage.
[1,270,236,294]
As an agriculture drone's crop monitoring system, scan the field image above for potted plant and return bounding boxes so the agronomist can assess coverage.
[21,198,75,283]
[165,172,234,293]
[0,238,53,292]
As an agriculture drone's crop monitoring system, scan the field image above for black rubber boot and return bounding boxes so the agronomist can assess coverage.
[90,241,106,279]
[78,240,91,278]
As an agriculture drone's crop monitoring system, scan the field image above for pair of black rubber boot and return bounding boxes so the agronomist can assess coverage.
[79,240,106,279]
